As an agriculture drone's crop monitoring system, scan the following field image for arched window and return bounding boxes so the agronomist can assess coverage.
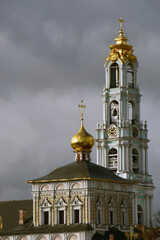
[132,149,139,174]
[68,234,78,240]
[108,198,116,225]
[108,148,117,172]
[96,196,104,225]
[40,197,52,225]
[53,235,63,240]
[127,63,134,88]
[137,205,143,224]
[128,101,136,120]
[120,199,128,226]
[110,63,119,88]
[110,101,119,124]
[70,196,83,224]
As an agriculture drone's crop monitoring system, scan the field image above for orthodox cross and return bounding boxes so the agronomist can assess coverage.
[78,100,86,122]
[118,16,124,32]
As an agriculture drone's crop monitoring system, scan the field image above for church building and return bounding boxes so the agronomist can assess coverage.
[0,17,154,240]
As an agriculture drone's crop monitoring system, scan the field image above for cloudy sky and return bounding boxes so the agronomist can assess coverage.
[0,0,160,213]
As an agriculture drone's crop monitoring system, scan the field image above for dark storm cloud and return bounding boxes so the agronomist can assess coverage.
[0,0,159,96]
[0,0,159,212]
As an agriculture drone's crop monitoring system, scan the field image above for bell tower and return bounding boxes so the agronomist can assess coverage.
[96,17,154,227]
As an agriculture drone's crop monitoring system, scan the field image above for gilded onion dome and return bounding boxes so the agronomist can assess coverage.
[71,121,94,151]
[104,16,137,65]
[71,100,94,152]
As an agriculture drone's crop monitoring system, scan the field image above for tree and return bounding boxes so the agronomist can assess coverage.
[153,210,160,227]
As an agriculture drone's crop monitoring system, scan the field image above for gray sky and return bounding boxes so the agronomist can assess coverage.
[0,0,160,213]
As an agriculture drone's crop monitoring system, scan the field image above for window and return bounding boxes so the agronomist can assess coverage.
[110,101,119,124]
[138,205,143,224]
[97,209,101,224]
[108,148,118,172]
[70,196,83,224]
[74,209,79,223]
[44,211,49,225]
[59,210,64,224]
[108,198,116,225]
[129,102,133,120]
[122,212,125,225]
[55,197,67,225]
[40,197,52,225]
[110,63,119,88]
[132,149,139,173]
[96,197,103,225]
[120,199,128,226]
[110,210,114,225]
[121,211,128,226]
[128,101,136,121]
[127,63,134,88]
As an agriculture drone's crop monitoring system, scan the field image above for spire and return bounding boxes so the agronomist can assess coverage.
[104,17,137,64]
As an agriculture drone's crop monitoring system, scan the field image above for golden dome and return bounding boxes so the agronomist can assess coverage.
[104,16,137,65]
[71,100,94,152]
[71,122,94,151]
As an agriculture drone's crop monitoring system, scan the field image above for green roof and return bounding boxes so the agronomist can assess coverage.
[28,161,131,183]
[0,199,33,235]
[0,199,93,235]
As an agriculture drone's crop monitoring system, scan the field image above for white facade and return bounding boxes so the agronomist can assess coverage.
[31,179,133,230]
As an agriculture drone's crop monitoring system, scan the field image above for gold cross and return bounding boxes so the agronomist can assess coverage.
[118,16,124,32]
[78,100,86,121]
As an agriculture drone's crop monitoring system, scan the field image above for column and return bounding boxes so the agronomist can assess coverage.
[134,195,137,224]
[105,68,109,88]
[70,205,72,224]
[122,144,125,172]
[120,65,123,87]
[132,195,134,225]
[55,207,58,224]
[144,147,148,174]
[140,147,144,174]
[146,196,149,227]
[33,195,36,226]
[97,146,100,165]
[124,144,127,172]
[36,195,39,226]
[103,97,107,122]
[52,194,54,225]
[83,197,85,224]
[149,196,153,227]
[118,145,121,172]
[102,142,106,168]
[126,144,129,172]
[129,146,133,172]
[88,193,91,224]
[120,98,123,121]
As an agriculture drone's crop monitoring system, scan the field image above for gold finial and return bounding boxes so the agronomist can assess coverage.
[104,16,137,65]
[118,16,124,34]
[78,100,86,124]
